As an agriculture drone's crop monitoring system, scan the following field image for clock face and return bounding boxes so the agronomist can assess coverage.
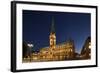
[50,39,53,45]
[50,34,56,46]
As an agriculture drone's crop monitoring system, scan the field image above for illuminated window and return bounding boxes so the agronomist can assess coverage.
[89,45,91,49]
[89,53,91,56]
[89,42,91,49]
[33,57,37,60]
[70,49,72,52]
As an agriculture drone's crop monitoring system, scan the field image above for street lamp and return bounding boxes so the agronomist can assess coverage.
[27,44,34,47]
[27,43,34,62]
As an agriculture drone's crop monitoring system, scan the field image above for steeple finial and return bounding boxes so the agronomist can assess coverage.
[51,16,55,33]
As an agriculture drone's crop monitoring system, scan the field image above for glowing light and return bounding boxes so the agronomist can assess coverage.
[27,44,33,47]
[89,42,91,49]
[33,57,38,60]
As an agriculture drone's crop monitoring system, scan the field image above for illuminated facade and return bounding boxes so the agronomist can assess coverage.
[28,18,75,62]
[22,18,91,62]
[49,18,56,49]
[80,37,91,59]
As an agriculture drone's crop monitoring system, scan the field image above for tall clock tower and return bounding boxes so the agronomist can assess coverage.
[49,18,56,49]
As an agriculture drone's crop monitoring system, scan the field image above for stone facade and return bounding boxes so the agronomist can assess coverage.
[30,18,75,62]
[80,37,91,59]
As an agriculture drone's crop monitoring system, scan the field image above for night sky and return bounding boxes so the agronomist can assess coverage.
[23,10,91,53]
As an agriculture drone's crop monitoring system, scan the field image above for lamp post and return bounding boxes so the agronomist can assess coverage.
[27,43,34,62]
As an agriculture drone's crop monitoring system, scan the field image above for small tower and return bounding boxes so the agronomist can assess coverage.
[49,17,56,49]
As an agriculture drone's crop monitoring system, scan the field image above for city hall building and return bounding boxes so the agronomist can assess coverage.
[30,19,75,62]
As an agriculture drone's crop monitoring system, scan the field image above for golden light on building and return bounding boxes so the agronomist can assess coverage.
[80,37,91,59]
[49,18,56,49]
[23,17,76,62]
[89,42,91,49]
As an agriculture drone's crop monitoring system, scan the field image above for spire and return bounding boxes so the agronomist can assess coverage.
[51,17,55,33]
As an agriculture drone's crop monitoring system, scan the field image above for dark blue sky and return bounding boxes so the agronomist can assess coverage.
[23,10,91,53]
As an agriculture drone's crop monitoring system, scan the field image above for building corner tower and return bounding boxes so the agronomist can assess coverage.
[49,17,56,49]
